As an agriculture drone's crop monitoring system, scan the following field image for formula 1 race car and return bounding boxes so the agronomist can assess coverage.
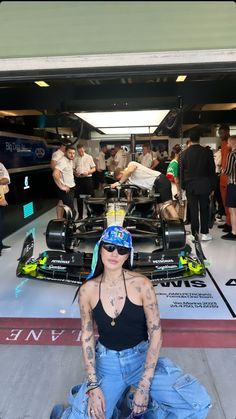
[16,185,207,287]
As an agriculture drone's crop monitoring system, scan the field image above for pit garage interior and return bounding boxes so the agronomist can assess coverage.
[0,2,236,418]
[1,54,236,331]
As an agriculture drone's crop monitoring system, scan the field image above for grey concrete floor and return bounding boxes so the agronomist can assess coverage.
[0,345,235,419]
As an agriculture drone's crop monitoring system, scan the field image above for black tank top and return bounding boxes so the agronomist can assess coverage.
[92,272,148,350]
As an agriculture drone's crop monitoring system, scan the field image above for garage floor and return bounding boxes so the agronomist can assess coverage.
[0,208,236,419]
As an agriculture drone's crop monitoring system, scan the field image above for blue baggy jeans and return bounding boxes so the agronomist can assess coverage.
[61,340,212,419]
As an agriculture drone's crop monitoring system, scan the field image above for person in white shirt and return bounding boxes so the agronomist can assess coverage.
[152,147,162,161]
[50,139,72,219]
[140,144,153,168]
[0,162,11,255]
[74,144,96,219]
[111,161,179,220]
[114,144,128,170]
[51,147,65,170]
[96,144,108,190]
[106,148,117,173]
[52,145,76,220]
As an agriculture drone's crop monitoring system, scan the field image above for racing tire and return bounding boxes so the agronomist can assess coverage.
[46,219,74,251]
[163,219,186,250]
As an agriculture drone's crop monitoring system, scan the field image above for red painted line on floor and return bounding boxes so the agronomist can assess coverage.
[0,318,236,347]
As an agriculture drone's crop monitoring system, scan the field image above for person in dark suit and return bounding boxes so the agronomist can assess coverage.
[180,129,216,241]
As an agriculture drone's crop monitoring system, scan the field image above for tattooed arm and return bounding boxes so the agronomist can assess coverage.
[132,277,162,414]
[79,283,106,419]
[79,283,97,380]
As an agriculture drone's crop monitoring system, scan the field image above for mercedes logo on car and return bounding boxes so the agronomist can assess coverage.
[35,147,45,158]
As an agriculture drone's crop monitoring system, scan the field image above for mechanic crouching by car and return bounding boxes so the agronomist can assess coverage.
[111,161,179,220]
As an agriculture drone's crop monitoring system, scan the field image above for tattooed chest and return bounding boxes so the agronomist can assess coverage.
[101,290,126,318]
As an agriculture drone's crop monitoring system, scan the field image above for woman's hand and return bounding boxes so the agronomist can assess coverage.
[87,387,105,419]
[132,387,149,416]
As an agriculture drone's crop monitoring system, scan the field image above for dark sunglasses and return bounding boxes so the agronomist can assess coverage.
[102,242,130,255]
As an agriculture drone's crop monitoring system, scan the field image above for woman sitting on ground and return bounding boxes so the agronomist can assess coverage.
[60,225,211,419]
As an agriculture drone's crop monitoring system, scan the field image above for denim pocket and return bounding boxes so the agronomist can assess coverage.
[173,373,212,411]
[95,341,107,359]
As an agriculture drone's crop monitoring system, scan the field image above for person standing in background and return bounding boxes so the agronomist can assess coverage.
[50,139,72,171]
[50,139,72,219]
[139,144,153,168]
[106,148,117,173]
[221,135,236,241]
[151,146,162,162]
[0,162,11,256]
[213,145,225,221]
[74,144,96,219]
[166,144,182,199]
[183,139,192,225]
[52,145,76,220]
[96,144,107,190]
[180,128,216,241]
[218,125,231,233]
[166,144,186,221]
[151,155,168,175]
[114,144,127,170]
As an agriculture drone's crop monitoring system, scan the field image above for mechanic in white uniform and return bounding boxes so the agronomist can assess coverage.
[53,145,76,220]
[96,144,107,190]
[139,144,153,168]
[51,139,72,219]
[114,144,128,169]
[74,144,96,219]
[111,161,179,219]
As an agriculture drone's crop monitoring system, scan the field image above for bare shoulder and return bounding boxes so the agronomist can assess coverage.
[125,270,153,289]
[79,277,100,298]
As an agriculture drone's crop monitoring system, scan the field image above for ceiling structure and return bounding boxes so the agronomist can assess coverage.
[0,65,236,143]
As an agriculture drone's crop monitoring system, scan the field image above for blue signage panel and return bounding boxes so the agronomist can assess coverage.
[0,134,57,169]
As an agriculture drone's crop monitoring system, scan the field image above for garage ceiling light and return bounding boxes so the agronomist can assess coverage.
[99,127,157,135]
[0,109,42,116]
[75,110,169,134]
[0,110,21,116]
[34,81,50,87]
[176,75,187,82]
